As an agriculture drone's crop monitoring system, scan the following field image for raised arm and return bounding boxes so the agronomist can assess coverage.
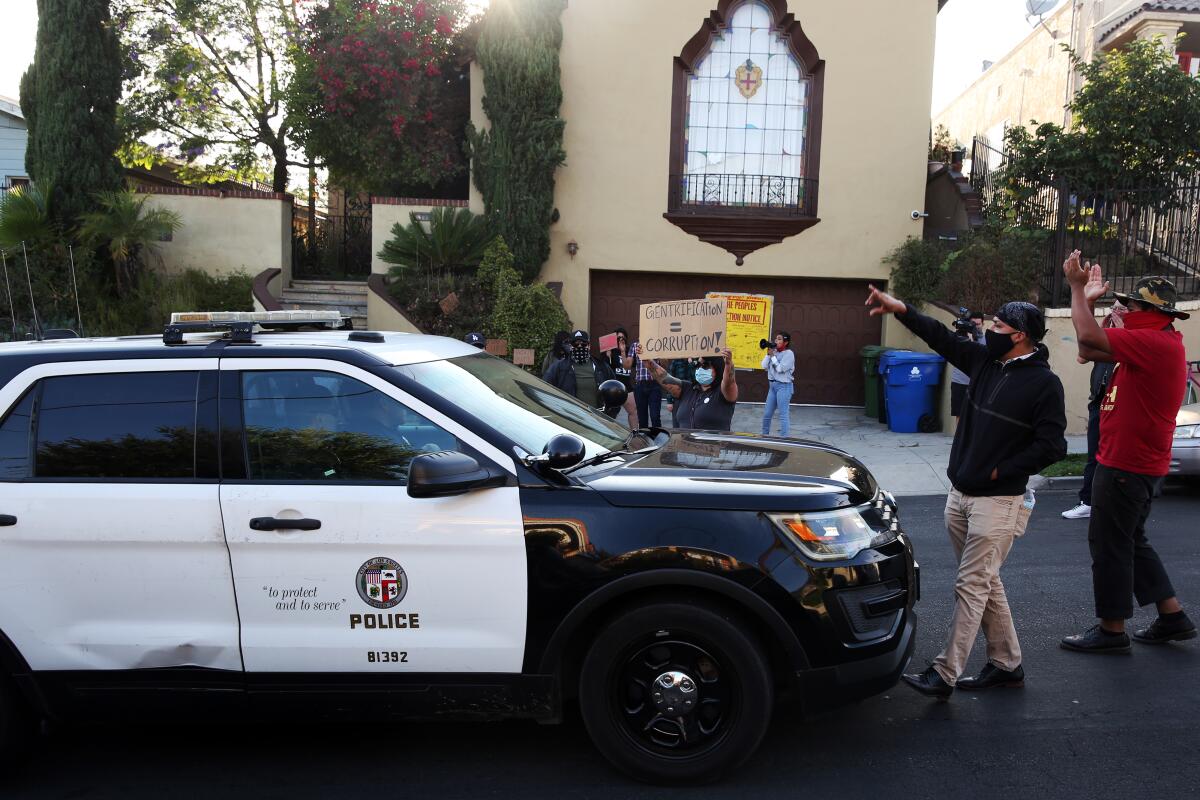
[638,344,683,399]
[865,284,986,375]
[719,349,738,403]
[1062,250,1114,362]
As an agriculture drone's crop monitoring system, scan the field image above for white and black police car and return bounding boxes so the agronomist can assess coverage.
[0,311,917,784]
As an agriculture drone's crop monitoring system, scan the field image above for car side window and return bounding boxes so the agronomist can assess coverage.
[0,389,35,480]
[34,372,199,479]
[240,370,462,483]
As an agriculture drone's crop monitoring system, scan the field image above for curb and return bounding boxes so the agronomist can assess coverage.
[1030,474,1084,491]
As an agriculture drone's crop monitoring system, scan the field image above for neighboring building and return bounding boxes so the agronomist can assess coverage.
[935,1,1200,152]
[0,95,29,193]
[466,0,947,404]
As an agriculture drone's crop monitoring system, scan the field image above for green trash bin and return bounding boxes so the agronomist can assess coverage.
[860,345,894,420]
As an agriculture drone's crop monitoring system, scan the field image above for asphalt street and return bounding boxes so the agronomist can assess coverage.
[8,488,1199,800]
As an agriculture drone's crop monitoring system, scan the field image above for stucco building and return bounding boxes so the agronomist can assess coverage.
[935,1,1200,151]
[464,0,947,404]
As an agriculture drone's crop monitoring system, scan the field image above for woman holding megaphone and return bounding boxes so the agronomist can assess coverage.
[760,332,795,437]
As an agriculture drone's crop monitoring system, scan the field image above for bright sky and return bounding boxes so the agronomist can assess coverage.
[933,0,1070,114]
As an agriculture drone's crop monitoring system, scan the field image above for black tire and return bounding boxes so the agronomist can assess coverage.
[0,675,33,770]
[578,600,773,784]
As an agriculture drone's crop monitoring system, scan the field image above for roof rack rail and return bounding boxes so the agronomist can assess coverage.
[162,310,350,345]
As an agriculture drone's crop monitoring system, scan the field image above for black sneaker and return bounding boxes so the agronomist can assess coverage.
[1133,613,1198,645]
[900,666,953,699]
[1060,624,1132,654]
[956,662,1025,690]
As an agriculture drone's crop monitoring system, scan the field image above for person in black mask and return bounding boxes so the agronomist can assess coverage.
[866,286,1067,700]
[542,329,618,414]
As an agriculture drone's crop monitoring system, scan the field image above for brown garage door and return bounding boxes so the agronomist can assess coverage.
[588,271,883,405]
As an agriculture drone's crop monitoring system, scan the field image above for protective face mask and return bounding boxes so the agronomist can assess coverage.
[985,329,1016,360]
[571,342,590,363]
[694,368,714,386]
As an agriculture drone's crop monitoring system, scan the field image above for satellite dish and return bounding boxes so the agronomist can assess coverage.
[1025,0,1057,19]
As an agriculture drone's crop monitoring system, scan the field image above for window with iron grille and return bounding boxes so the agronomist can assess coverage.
[666,0,824,265]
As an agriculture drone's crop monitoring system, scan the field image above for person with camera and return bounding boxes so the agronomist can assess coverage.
[866,285,1067,699]
[760,332,795,437]
[638,346,738,431]
[1059,256,1195,652]
[949,310,984,419]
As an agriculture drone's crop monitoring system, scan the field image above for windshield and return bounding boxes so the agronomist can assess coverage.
[398,354,631,457]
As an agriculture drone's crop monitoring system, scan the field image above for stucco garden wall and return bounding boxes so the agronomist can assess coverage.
[139,187,292,284]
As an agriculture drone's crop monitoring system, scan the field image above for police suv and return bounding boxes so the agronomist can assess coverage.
[0,312,917,784]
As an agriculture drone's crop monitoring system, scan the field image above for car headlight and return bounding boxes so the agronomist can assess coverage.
[767,506,897,562]
[1174,424,1199,439]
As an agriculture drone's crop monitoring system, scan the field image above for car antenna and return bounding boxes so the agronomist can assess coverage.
[1,250,17,340]
[21,241,43,341]
[67,244,84,337]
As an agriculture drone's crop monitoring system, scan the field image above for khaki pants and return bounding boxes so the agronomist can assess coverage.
[932,489,1033,685]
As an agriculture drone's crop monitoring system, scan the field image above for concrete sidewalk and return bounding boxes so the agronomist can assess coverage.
[636,401,1087,496]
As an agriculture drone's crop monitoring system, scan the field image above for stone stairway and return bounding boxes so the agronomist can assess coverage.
[279,279,368,330]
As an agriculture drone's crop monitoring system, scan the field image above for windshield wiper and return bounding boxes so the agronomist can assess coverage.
[562,437,660,474]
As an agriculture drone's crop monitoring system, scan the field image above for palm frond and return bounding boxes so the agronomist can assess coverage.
[0,184,58,250]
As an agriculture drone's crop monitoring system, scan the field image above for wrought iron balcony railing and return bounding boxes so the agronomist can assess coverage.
[668,174,816,216]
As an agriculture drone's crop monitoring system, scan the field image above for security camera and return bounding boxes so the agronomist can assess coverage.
[911,210,929,220]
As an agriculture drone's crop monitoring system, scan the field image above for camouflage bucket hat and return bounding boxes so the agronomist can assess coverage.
[1114,277,1191,320]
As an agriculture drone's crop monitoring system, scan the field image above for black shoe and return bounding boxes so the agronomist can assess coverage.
[1133,613,1198,645]
[956,662,1025,690]
[1060,625,1132,654]
[900,666,953,699]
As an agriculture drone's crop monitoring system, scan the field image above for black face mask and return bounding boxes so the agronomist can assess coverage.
[571,342,590,363]
[985,329,1016,360]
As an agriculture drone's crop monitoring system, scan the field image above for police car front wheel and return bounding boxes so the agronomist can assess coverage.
[578,600,773,784]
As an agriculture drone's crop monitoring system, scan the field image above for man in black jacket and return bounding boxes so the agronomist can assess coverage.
[542,329,618,414]
[867,286,1067,699]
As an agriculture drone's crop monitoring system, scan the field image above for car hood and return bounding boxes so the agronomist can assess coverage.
[584,431,878,511]
[1177,403,1200,426]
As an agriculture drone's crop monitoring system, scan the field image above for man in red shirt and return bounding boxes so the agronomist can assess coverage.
[1061,255,1196,652]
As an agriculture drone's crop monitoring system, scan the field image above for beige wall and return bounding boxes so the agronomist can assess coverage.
[142,192,292,282]
[467,0,938,331]
[367,289,423,334]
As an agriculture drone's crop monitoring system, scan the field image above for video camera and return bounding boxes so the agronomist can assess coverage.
[759,338,776,351]
[952,306,977,337]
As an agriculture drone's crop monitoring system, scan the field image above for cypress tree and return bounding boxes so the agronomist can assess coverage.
[21,0,124,224]
[468,0,567,282]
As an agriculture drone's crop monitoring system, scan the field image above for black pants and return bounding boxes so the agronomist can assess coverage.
[634,381,662,428]
[1079,400,1101,505]
[1088,464,1176,620]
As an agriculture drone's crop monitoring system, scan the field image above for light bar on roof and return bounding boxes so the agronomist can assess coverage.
[170,310,345,325]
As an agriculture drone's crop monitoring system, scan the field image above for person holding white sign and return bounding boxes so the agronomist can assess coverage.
[760,331,795,437]
[637,346,738,431]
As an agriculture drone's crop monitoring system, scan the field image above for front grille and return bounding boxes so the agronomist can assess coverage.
[833,580,904,642]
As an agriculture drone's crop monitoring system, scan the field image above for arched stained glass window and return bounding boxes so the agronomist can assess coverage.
[684,1,809,207]
[665,0,824,265]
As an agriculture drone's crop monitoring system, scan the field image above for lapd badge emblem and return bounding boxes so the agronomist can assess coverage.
[356,557,408,609]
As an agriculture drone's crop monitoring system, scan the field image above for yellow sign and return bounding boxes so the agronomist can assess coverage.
[706,292,774,370]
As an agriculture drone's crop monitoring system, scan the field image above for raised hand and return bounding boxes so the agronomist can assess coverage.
[720,348,733,365]
[1062,249,1088,288]
[865,284,905,317]
[1084,262,1109,304]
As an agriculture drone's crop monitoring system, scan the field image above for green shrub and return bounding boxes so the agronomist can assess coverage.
[883,237,949,306]
[937,225,1048,313]
[483,237,568,370]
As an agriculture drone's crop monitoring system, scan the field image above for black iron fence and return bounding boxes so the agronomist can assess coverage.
[968,136,1200,306]
[668,174,816,215]
[292,212,372,281]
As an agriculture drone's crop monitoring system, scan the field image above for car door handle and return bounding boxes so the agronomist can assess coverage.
[0,515,15,527]
[249,517,321,531]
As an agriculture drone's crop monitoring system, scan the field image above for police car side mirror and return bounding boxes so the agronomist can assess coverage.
[598,379,628,414]
[407,451,507,498]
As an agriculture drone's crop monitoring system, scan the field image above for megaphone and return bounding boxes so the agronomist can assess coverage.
[759,338,775,350]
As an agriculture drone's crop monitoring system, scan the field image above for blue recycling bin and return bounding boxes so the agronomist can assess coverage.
[879,351,945,433]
